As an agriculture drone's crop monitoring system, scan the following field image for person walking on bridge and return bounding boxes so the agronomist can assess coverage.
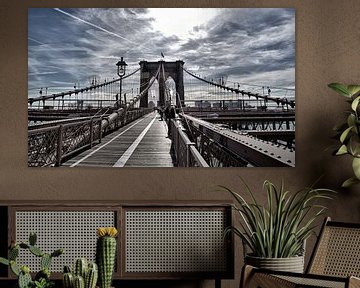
[167,106,176,137]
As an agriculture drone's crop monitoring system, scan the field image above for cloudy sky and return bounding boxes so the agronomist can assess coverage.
[28,8,295,97]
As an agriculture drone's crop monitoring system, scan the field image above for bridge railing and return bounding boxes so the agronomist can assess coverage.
[28,108,153,167]
[28,117,103,167]
[169,119,209,167]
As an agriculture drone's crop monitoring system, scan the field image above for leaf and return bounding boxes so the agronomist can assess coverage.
[328,83,351,97]
[347,114,356,128]
[352,157,360,179]
[340,126,353,143]
[336,144,348,155]
[342,177,360,188]
[347,85,360,97]
[351,96,360,111]
[223,179,335,258]
[348,135,360,156]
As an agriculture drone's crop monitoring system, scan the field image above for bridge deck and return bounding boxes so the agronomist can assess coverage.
[63,112,174,167]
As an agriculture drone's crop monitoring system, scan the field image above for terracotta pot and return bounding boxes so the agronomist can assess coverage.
[245,254,304,273]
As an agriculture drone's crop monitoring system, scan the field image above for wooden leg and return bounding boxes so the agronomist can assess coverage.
[240,265,255,288]
[215,278,221,288]
[240,265,296,288]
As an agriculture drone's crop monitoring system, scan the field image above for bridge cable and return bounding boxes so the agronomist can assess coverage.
[182,67,295,108]
[29,68,141,104]
[175,91,195,143]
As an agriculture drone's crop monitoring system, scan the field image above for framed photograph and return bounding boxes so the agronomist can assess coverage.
[28,8,295,168]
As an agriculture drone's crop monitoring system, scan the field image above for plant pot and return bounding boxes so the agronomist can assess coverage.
[245,254,304,273]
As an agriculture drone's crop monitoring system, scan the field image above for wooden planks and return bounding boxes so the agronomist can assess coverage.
[63,112,174,167]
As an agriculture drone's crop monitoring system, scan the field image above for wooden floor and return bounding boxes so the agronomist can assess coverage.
[63,112,175,167]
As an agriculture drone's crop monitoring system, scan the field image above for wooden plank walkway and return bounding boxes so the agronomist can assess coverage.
[63,112,175,167]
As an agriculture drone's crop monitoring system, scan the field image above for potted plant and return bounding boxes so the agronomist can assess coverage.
[221,179,334,273]
[0,232,63,288]
[96,227,118,288]
[328,83,360,187]
[62,258,98,288]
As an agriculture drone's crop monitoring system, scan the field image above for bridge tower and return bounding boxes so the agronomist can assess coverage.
[139,60,184,108]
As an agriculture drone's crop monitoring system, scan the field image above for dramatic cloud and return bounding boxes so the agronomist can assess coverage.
[28,8,294,96]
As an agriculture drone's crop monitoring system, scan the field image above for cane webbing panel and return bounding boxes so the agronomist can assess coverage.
[277,275,345,288]
[309,226,360,277]
[125,210,227,273]
[15,211,115,272]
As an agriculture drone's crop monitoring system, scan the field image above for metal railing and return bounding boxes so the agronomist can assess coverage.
[28,108,153,167]
[28,117,102,167]
[169,119,209,167]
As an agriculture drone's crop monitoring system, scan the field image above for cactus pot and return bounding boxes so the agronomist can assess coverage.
[245,254,304,273]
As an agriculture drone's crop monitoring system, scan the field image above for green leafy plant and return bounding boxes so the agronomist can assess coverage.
[222,179,335,258]
[0,232,63,288]
[328,83,360,187]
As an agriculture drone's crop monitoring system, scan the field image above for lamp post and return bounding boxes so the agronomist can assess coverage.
[116,57,127,109]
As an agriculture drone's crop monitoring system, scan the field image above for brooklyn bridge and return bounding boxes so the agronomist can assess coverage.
[28,59,295,168]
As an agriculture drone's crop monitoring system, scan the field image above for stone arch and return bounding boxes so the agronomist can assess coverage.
[139,60,184,108]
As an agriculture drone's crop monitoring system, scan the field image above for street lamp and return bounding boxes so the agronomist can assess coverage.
[116,57,127,108]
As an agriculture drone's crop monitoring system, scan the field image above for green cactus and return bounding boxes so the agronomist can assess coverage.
[9,246,19,260]
[19,243,30,249]
[96,236,117,288]
[63,265,72,273]
[35,268,51,281]
[0,232,63,288]
[29,245,44,257]
[18,269,32,288]
[64,259,98,288]
[74,258,88,279]
[73,275,85,288]
[63,271,74,288]
[40,253,52,270]
[85,262,98,288]
[29,232,37,246]
[51,248,64,258]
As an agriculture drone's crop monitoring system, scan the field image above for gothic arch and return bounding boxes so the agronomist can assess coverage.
[139,60,184,108]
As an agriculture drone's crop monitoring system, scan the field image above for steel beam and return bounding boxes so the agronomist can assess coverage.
[181,114,295,167]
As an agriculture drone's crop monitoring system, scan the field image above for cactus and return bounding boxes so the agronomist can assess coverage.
[29,232,37,246]
[85,262,98,288]
[0,232,63,288]
[18,270,32,288]
[29,245,44,257]
[9,246,19,260]
[51,248,64,258]
[74,275,85,288]
[63,259,98,288]
[64,265,72,273]
[35,268,51,281]
[41,253,52,270]
[96,227,118,288]
[63,272,74,288]
[74,258,88,279]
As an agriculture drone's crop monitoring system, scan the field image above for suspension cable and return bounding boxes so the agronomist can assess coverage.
[28,68,141,104]
[183,67,295,108]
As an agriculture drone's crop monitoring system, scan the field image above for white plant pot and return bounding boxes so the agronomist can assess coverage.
[245,254,305,273]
